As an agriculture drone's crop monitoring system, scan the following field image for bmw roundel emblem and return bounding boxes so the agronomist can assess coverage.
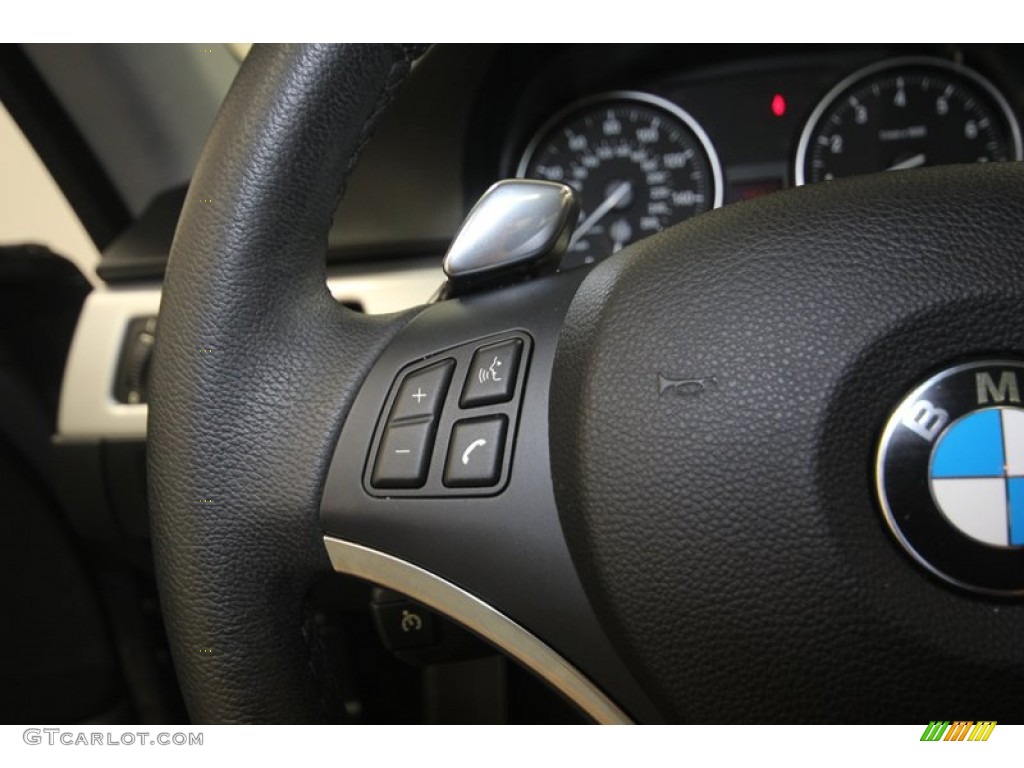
[876,360,1024,595]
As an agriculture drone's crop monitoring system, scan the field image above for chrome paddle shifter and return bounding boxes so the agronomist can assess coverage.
[439,179,579,298]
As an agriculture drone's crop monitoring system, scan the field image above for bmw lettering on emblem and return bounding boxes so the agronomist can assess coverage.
[876,360,1024,594]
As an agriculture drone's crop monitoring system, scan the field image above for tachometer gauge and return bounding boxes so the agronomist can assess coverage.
[517,92,722,270]
[795,57,1023,186]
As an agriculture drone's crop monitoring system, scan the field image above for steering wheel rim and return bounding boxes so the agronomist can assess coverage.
[149,44,425,723]
[151,43,1024,724]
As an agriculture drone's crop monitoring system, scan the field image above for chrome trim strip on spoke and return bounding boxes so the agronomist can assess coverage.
[323,536,633,724]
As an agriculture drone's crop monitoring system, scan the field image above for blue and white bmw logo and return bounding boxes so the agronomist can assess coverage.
[930,407,1024,548]
[876,360,1024,594]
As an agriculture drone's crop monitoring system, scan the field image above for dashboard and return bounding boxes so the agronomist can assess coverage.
[495,46,1024,270]
[512,56,1021,268]
[59,44,1024,447]
[301,45,1024,280]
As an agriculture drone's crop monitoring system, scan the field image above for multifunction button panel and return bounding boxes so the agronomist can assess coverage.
[365,333,531,498]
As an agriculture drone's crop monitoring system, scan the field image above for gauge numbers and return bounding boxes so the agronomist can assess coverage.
[796,58,1023,186]
[518,92,722,270]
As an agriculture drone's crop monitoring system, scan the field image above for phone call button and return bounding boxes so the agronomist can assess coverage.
[443,416,508,488]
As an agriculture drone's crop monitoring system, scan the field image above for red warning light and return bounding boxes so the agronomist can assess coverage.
[771,93,786,118]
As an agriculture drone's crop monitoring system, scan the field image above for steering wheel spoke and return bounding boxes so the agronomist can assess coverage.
[320,271,657,723]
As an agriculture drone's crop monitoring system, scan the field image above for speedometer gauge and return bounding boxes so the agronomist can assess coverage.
[517,92,722,270]
[796,57,1023,186]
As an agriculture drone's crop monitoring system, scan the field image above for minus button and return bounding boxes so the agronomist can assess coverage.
[372,421,434,489]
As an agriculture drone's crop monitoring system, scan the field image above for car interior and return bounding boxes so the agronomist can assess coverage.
[2,43,1024,725]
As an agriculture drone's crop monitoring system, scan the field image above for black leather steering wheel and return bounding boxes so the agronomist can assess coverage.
[149,43,1024,723]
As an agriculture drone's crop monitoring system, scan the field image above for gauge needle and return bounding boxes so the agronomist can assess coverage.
[572,181,633,244]
[609,218,632,255]
[887,153,927,171]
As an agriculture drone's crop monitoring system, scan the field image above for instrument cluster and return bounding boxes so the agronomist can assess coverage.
[509,53,1023,268]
